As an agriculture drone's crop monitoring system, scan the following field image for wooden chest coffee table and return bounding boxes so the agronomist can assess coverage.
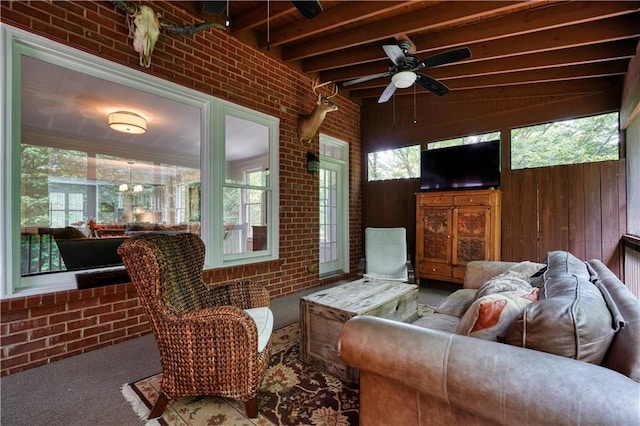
[300,278,418,383]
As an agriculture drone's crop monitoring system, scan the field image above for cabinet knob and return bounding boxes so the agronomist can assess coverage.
[432,268,436,272]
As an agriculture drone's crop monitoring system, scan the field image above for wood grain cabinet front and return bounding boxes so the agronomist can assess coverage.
[416,189,501,284]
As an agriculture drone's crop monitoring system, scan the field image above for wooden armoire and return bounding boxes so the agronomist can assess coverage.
[416,189,501,284]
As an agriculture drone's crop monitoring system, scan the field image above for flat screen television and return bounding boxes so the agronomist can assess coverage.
[420,140,500,191]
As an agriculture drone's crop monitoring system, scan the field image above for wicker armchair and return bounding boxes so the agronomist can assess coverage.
[117,233,273,419]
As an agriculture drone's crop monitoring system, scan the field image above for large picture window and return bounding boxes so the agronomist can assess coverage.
[1,25,279,296]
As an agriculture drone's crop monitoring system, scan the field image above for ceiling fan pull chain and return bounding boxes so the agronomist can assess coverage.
[413,83,417,124]
[392,92,396,130]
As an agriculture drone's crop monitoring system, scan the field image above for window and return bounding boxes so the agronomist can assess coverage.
[367,145,420,181]
[1,25,279,296]
[511,113,619,170]
[427,131,501,150]
[319,135,349,276]
[49,192,84,227]
[221,111,277,260]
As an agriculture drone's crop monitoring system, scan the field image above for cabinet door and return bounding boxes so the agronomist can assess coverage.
[452,207,490,266]
[419,207,452,263]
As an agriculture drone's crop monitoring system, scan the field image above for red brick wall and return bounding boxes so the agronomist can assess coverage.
[0,1,362,376]
[0,284,149,375]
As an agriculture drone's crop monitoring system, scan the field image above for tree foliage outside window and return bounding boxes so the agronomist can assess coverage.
[511,113,619,170]
[368,145,420,181]
[428,131,501,150]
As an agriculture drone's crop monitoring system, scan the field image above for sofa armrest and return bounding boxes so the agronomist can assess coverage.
[463,260,517,289]
[338,316,639,426]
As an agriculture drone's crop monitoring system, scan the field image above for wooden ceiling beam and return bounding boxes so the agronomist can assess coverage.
[304,1,640,73]
[258,1,412,49]
[321,14,640,83]
[230,2,296,33]
[445,60,629,90]
[429,40,638,80]
[282,1,525,61]
[413,0,640,53]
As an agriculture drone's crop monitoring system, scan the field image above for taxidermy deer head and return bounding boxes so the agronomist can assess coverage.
[111,1,225,68]
[297,80,339,143]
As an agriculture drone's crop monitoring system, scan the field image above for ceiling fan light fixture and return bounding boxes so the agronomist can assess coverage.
[391,71,417,89]
[108,111,147,134]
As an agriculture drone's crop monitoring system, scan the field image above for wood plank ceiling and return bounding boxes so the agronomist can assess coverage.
[178,1,640,103]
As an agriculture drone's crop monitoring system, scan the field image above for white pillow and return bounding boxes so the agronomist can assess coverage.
[457,289,538,341]
[244,307,274,353]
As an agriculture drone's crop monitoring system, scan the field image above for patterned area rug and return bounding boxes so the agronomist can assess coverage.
[121,323,359,425]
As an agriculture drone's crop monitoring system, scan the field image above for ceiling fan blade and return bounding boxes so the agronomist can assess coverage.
[415,47,472,70]
[416,74,449,96]
[382,45,405,66]
[342,72,392,87]
[378,82,397,103]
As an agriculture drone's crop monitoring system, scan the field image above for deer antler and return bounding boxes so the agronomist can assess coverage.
[312,79,338,98]
[298,79,339,142]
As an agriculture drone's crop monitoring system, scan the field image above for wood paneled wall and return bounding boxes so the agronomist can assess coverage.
[363,160,627,278]
[362,178,421,262]
[501,160,626,276]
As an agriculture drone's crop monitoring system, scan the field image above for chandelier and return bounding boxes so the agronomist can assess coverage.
[119,162,144,193]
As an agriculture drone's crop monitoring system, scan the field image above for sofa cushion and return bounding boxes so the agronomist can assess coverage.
[544,250,591,281]
[435,289,477,318]
[587,260,637,380]
[412,312,460,333]
[506,255,617,364]
[457,289,538,341]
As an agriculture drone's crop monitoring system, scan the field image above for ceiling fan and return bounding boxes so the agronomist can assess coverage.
[342,41,471,103]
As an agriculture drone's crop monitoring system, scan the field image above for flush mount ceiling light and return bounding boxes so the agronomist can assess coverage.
[108,111,147,134]
[391,71,417,89]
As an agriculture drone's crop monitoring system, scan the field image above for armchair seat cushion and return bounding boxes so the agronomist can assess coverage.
[244,307,274,353]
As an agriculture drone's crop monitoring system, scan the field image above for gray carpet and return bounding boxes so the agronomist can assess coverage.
[0,281,454,426]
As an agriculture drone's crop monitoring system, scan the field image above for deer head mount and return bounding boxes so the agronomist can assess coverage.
[297,80,339,143]
[111,1,225,68]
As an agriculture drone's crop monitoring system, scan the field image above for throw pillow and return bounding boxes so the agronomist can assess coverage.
[457,289,539,341]
[508,261,547,280]
[475,263,541,300]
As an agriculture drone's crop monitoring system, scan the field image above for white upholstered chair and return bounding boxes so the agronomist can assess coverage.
[360,227,414,283]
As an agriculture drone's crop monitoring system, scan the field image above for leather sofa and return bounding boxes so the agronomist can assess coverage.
[338,252,640,425]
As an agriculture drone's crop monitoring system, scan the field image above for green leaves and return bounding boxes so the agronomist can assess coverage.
[511,113,619,170]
